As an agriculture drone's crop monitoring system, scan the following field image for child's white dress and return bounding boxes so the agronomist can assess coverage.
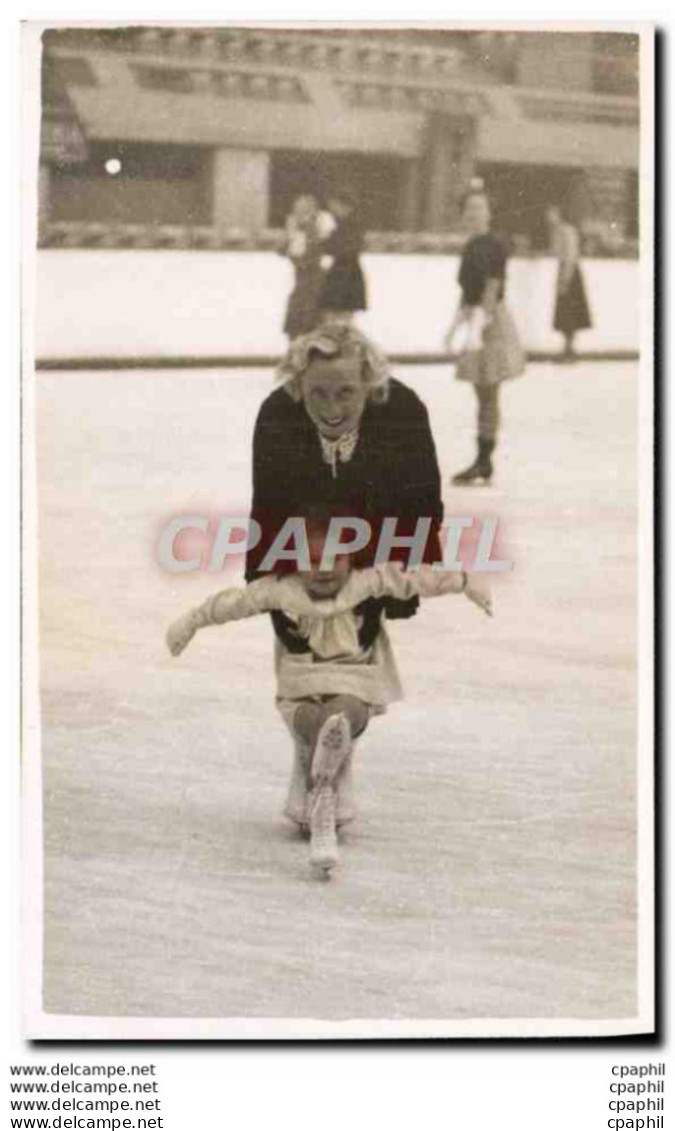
[204,564,466,718]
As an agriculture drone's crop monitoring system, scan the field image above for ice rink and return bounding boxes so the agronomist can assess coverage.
[35,358,639,1025]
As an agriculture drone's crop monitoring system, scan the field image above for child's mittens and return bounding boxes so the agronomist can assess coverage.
[166,609,203,657]
[464,578,493,618]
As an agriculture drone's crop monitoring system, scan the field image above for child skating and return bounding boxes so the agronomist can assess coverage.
[166,535,492,878]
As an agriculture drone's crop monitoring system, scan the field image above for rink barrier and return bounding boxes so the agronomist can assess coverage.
[35,349,639,371]
[34,251,641,359]
[39,221,639,259]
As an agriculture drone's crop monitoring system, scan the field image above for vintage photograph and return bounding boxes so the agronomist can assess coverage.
[23,22,653,1038]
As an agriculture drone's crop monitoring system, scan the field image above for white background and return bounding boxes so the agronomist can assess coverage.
[5,5,670,1129]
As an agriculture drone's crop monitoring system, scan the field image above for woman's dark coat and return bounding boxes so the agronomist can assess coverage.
[246,377,444,642]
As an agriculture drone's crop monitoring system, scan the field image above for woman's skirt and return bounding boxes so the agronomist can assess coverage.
[455,304,526,387]
[554,264,592,335]
[283,264,325,339]
[321,262,367,312]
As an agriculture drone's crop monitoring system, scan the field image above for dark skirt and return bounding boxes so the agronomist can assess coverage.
[321,262,367,312]
[283,264,325,339]
[554,264,592,335]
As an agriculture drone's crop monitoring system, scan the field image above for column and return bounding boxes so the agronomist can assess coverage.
[422,114,476,231]
[212,148,271,231]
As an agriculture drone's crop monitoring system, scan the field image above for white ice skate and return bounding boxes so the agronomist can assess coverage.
[309,782,339,875]
[311,713,351,785]
[308,714,351,874]
[285,743,355,832]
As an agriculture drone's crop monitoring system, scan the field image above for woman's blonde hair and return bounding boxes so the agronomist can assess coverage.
[276,322,390,405]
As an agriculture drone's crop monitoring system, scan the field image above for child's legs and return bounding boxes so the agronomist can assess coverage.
[280,696,372,828]
[294,694,370,752]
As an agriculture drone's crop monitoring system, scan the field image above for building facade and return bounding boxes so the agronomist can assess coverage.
[39,27,640,253]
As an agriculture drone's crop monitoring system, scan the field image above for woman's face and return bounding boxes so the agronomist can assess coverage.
[302,356,368,440]
[463,193,491,236]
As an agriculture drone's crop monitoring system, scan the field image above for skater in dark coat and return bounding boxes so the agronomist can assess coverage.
[319,189,367,323]
[444,178,525,486]
[546,206,592,361]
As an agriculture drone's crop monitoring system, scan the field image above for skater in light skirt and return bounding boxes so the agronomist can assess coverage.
[445,178,526,486]
[167,520,491,876]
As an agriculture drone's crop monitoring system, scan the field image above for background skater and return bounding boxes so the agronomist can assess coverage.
[546,205,593,361]
[445,178,525,486]
[318,187,367,327]
[282,193,328,341]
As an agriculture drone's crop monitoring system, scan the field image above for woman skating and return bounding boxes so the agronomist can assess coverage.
[319,188,367,325]
[445,179,525,486]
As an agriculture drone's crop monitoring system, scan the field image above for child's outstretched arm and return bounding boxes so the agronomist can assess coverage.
[336,563,493,618]
[166,576,309,657]
[166,600,216,657]
[411,565,493,617]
